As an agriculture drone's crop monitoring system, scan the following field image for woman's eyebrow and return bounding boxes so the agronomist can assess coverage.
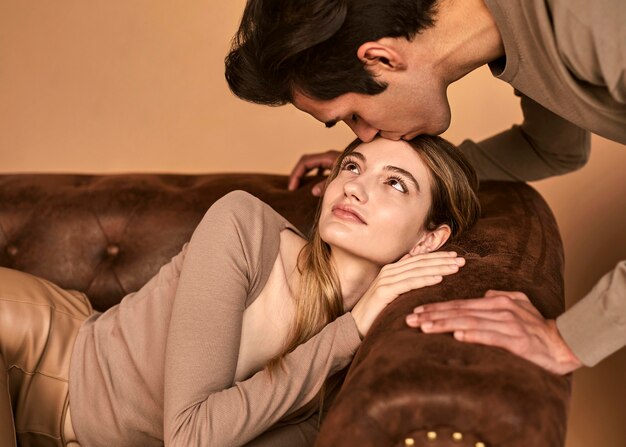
[347,152,420,192]
[384,165,421,192]
[348,151,366,161]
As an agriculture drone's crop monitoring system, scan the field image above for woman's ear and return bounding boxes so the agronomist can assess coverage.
[357,38,407,74]
[410,225,452,255]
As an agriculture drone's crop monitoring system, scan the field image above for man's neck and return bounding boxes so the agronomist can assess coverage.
[410,0,504,85]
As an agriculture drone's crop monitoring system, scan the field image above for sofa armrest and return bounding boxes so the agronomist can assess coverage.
[316,181,571,447]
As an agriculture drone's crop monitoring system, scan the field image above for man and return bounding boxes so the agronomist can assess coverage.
[225,0,625,375]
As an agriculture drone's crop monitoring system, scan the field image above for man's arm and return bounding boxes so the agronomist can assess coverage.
[405,290,583,375]
[459,92,591,181]
[406,261,626,374]
[557,261,626,367]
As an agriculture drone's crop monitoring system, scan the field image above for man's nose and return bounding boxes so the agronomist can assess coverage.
[379,131,403,141]
[348,120,379,143]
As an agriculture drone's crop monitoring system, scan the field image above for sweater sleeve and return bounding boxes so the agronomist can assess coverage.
[556,260,626,367]
[458,91,591,181]
[242,414,320,447]
[163,191,362,447]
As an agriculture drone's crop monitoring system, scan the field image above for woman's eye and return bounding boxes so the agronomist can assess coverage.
[344,162,359,173]
[387,178,407,193]
[341,158,360,174]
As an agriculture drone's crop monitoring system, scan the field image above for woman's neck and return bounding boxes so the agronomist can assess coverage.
[330,249,381,311]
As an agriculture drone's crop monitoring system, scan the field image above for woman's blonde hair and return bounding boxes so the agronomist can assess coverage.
[268,135,480,376]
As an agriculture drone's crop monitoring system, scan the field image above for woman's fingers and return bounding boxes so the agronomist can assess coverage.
[384,265,458,298]
[382,259,464,284]
[384,252,463,274]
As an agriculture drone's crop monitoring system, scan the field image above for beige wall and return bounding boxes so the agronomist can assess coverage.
[1,1,624,445]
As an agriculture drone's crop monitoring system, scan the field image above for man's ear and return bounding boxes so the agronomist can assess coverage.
[357,39,407,74]
[410,225,452,255]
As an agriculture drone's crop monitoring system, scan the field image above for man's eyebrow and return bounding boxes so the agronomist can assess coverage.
[384,165,421,192]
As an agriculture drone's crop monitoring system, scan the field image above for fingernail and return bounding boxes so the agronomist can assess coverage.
[413,306,424,313]
[312,186,321,196]
[455,257,465,265]
[406,314,418,325]
[421,322,433,330]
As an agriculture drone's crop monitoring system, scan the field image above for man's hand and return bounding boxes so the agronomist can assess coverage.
[288,150,341,196]
[405,290,583,375]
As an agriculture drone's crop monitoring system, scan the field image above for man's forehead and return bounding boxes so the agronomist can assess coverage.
[292,90,345,121]
[292,90,326,112]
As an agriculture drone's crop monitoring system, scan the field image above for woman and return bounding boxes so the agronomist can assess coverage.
[0,135,480,447]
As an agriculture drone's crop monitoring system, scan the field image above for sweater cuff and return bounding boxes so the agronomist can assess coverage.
[556,261,626,367]
[336,313,363,355]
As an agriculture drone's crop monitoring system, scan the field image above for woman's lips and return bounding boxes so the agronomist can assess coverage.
[331,205,366,224]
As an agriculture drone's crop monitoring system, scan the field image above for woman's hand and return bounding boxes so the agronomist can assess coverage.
[350,251,465,338]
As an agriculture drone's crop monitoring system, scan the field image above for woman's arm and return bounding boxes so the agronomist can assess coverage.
[243,415,320,447]
[163,191,361,447]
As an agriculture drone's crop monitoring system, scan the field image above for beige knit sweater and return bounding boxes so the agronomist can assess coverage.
[69,191,362,446]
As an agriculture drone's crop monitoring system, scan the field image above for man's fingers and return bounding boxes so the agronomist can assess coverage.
[288,151,340,191]
[415,315,521,338]
[412,294,527,314]
[453,329,523,353]
[406,308,520,327]
[484,289,530,302]
[288,161,317,191]
[412,297,492,313]
[311,180,326,197]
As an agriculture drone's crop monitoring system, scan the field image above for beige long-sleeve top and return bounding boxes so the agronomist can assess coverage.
[69,191,362,446]
[459,0,625,366]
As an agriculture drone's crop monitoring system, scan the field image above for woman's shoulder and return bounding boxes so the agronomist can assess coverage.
[208,190,302,237]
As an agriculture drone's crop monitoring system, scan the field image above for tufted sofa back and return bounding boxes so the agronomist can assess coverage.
[0,174,319,311]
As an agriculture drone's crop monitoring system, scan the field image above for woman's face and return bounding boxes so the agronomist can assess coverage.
[319,138,434,266]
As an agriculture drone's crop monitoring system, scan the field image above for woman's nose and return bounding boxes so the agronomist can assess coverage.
[343,178,368,202]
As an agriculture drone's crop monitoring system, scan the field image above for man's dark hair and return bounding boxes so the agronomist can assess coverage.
[225,0,438,105]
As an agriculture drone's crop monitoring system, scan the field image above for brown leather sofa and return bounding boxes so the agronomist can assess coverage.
[0,174,571,447]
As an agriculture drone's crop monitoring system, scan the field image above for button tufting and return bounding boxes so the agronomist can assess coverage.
[6,245,18,256]
[106,244,120,257]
